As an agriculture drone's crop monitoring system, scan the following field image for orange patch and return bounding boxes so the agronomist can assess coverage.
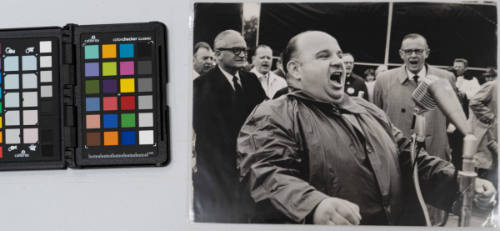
[103,131,118,146]
[102,44,117,58]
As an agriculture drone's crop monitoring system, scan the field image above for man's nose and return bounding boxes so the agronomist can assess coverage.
[409,52,419,57]
[330,59,344,69]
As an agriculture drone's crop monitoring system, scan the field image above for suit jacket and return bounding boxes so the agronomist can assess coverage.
[373,65,456,160]
[193,66,266,222]
[469,80,497,170]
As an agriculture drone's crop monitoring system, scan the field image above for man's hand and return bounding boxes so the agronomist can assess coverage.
[313,197,361,225]
[447,123,457,133]
[474,178,497,210]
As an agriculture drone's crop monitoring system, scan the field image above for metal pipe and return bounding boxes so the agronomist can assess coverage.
[459,134,478,226]
[411,114,431,226]
[383,2,393,66]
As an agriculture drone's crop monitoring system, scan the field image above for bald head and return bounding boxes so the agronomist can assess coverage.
[283,31,346,104]
[282,31,341,74]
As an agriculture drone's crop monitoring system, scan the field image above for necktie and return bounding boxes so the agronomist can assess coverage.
[233,75,243,96]
[413,75,419,84]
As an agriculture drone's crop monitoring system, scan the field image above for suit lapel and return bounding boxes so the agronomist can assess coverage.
[213,67,236,94]
[397,66,409,84]
[239,72,249,93]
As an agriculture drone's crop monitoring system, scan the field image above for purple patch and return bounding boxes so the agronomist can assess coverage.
[120,61,134,75]
[102,79,118,93]
[85,62,99,77]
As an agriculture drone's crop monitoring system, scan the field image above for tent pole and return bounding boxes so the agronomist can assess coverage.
[384,2,394,66]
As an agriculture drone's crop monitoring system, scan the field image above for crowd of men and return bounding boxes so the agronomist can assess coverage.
[192,29,497,225]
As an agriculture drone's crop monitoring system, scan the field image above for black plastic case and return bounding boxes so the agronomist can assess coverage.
[0,22,169,170]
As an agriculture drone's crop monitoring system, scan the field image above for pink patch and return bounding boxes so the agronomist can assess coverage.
[120,61,134,75]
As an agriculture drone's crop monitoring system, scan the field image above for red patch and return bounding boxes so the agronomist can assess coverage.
[120,96,135,110]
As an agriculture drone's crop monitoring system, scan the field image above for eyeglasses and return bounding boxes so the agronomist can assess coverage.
[401,49,426,55]
[217,47,249,56]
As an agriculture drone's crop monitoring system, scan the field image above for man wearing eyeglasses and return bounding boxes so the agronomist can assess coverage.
[193,29,266,222]
[373,33,456,224]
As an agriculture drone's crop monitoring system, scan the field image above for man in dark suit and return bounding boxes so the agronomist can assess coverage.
[342,53,369,100]
[193,30,266,222]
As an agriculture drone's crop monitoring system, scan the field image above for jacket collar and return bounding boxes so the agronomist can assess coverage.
[398,64,428,84]
[288,90,366,114]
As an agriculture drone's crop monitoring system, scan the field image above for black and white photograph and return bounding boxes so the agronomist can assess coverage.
[192,1,498,227]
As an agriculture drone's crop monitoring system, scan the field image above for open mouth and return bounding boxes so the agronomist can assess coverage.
[330,72,343,84]
[409,60,419,65]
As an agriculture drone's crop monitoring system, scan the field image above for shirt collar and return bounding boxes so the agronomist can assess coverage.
[251,67,269,80]
[400,65,426,84]
[405,65,426,81]
[218,65,240,88]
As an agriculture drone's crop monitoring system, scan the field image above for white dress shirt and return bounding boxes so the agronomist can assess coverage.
[193,69,200,79]
[456,75,481,99]
[405,66,427,82]
[251,67,287,99]
[218,66,241,90]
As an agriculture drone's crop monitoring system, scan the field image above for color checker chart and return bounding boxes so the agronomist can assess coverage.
[75,23,168,167]
[0,32,61,166]
[84,42,155,146]
[0,22,168,170]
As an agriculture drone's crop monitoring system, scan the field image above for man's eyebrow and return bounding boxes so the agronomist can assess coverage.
[315,49,331,57]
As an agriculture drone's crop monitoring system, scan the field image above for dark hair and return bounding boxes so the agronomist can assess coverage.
[193,41,212,55]
[453,58,468,68]
[281,35,300,74]
[364,68,375,77]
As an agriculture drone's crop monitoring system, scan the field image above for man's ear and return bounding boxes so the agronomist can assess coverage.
[287,60,301,81]
[399,49,405,61]
[424,49,430,59]
[252,55,256,64]
[214,50,221,58]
